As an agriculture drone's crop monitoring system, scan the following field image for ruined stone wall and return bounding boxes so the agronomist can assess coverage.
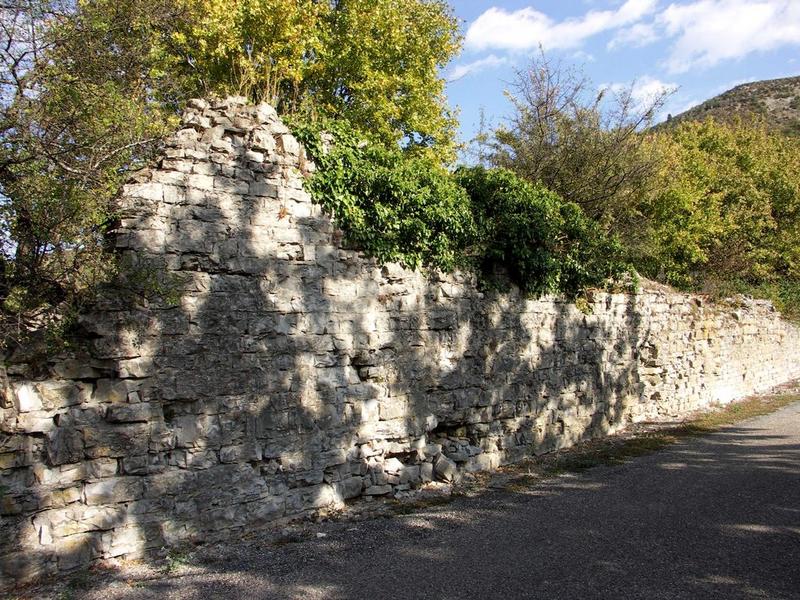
[2,97,799,585]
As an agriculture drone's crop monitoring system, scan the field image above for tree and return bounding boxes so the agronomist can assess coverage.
[0,0,187,345]
[485,51,672,224]
[172,0,325,108]
[633,118,800,300]
[173,0,461,153]
[314,0,460,154]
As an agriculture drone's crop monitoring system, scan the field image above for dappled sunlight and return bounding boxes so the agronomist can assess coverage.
[21,395,799,599]
[3,98,800,587]
[719,523,800,536]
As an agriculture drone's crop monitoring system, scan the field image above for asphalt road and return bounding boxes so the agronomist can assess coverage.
[53,401,800,600]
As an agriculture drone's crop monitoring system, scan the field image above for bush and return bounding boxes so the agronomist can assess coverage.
[456,167,631,298]
[629,118,800,318]
[294,121,631,300]
[292,120,476,272]
[634,120,800,284]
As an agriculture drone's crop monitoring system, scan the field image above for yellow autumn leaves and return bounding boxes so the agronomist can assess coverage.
[171,0,461,152]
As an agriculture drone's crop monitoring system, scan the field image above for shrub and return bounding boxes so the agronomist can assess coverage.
[294,122,631,300]
[456,167,631,298]
[630,118,800,318]
[292,120,476,272]
[635,119,800,286]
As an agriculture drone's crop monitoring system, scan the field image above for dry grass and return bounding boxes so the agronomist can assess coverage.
[501,387,800,491]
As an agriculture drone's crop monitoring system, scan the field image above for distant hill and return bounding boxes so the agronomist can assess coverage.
[663,76,800,136]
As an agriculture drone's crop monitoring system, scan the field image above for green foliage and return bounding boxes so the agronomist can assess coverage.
[174,0,461,154]
[295,119,630,300]
[313,0,460,154]
[293,119,475,272]
[484,52,670,222]
[456,167,631,298]
[632,118,800,317]
[0,0,182,346]
[172,0,325,107]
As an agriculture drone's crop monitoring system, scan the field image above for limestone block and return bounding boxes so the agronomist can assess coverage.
[106,404,152,424]
[251,129,277,153]
[85,477,144,505]
[335,476,364,499]
[383,457,404,475]
[420,462,434,482]
[106,525,147,558]
[276,134,300,156]
[45,424,84,466]
[433,454,458,483]
[0,452,17,470]
[399,465,421,485]
[219,445,245,464]
[83,423,149,459]
[182,111,211,130]
[16,412,53,433]
[123,182,163,202]
[14,383,42,413]
[0,549,57,584]
[143,470,194,499]
[250,180,279,198]
[38,486,82,510]
[379,397,408,421]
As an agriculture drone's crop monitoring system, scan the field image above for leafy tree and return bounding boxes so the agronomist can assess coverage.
[0,0,186,345]
[172,0,325,108]
[485,51,671,223]
[633,118,800,316]
[314,0,460,154]
[174,0,461,153]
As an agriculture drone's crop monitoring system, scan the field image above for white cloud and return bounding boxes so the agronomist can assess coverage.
[571,50,597,63]
[631,76,680,106]
[448,55,509,81]
[659,0,800,73]
[602,76,679,111]
[607,22,660,50]
[465,0,658,52]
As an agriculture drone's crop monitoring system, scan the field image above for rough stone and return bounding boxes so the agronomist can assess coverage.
[433,454,458,483]
[106,404,152,424]
[2,98,799,586]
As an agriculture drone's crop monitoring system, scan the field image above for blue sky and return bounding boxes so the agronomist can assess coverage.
[445,0,800,148]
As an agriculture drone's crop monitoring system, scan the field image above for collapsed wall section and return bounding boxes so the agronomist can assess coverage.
[1,97,799,584]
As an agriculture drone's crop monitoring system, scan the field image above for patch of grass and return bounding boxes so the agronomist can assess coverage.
[689,392,799,430]
[390,494,453,516]
[163,549,193,574]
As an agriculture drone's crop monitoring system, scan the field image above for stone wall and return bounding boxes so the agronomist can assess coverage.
[2,97,799,585]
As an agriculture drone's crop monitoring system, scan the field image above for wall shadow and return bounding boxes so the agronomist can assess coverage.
[2,97,797,588]
[29,413,800,600]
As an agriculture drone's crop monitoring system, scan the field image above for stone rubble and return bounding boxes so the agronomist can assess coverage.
[2,97,799,586]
